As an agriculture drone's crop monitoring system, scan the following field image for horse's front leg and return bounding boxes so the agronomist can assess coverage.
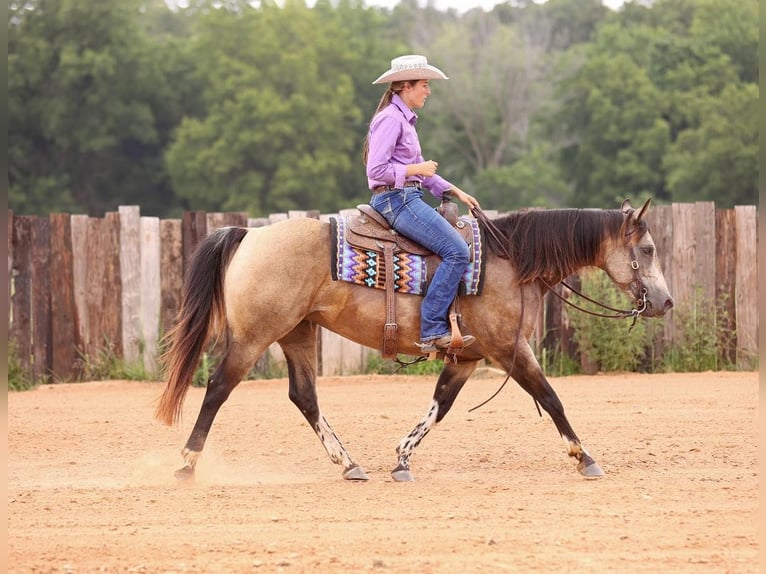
[501,343,604,478]
[392,360,479,482]
[280,321,368,481]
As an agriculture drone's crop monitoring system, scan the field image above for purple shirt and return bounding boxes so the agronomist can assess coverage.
[366,94,452,199]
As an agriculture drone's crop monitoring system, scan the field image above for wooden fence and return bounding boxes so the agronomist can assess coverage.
[7,202,759,383]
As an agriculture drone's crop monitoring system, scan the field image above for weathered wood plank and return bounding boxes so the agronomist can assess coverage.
[734,205,757,369]
[320,330,343,376]
[31,217,51,382]
[715,210,737,365]
[49,213,78,381]
[182,211,207,277]
[103,213,123,361]
[86,215,122,363]
[206,212,227,233]
[670,203,695,343]
[645,205,674,355]
[248,218,270,228]
[205,211,247,232]
[160,219,183,337]
[223,212,248,227]
[70,215,90,375]
[85,217,105,361]
[694,202,716,305]
[11,216,34,373]
[141,217,161,374]
[119,206,141,363]
[7,210,12,339]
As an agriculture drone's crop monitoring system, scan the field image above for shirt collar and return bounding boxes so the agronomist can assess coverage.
[391,93,418,125]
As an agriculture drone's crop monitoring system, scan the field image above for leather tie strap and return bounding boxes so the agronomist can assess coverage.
[382,242,398,358]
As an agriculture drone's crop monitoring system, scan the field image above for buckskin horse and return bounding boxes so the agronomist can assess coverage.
[155,198,673,481]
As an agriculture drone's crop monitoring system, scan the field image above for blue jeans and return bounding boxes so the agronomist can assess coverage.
[370,188,470,341]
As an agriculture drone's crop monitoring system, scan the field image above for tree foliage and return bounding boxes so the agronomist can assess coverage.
[8,0,758,217]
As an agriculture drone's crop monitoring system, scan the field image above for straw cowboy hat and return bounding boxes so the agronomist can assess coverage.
[372,54,449,85]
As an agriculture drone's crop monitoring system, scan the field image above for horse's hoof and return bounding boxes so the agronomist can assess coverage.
[577,460,605,478]
[391,468,415,482]
[342,465,369,481]
[174,465,195,481]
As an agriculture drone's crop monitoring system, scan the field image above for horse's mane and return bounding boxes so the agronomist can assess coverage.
[479,208,634,285]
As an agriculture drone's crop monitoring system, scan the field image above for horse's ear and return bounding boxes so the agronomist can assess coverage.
[621,199,633,215]
[634,198,652,224]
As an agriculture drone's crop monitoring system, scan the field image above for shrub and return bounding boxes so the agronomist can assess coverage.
[8,343,38,391]
[660,288,738,372]
[568,269,650,373]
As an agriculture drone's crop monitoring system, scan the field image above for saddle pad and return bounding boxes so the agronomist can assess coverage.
[330,215,484,296]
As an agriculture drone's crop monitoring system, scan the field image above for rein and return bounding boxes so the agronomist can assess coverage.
[474,206,649,328]
[467,206,648,413]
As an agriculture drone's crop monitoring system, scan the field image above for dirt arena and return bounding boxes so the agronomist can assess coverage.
[8,370,759,573]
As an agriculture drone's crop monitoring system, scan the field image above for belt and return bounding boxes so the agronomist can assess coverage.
[372,181,422,194]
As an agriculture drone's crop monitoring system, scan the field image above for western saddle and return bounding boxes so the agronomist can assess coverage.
[342,199,474,359]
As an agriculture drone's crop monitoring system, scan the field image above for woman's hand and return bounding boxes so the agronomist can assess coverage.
[449,186,480,210]
[410,160,438,177]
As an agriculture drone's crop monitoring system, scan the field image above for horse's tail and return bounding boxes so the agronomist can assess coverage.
[154,226,249,426]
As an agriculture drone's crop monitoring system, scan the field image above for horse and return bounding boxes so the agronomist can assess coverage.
[155,198,673,481]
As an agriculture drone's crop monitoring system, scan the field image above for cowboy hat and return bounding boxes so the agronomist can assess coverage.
[372,54,449,85]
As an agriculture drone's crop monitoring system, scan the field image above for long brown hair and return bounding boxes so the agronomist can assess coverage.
[361,80,410,164]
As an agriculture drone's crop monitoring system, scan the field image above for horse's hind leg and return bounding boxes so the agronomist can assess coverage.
[392,360,480,482]
[501,343,604,478]
[280,320,368,481]
[175,339,261,479]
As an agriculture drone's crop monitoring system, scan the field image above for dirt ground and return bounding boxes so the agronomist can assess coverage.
[8,370,759,573]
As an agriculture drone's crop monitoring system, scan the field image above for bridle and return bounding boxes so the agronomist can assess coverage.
[467,206,650,414]
[542,239,648,330]
[472,206,649,329]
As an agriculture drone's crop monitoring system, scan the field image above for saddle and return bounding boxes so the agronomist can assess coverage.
[344,199,473,360]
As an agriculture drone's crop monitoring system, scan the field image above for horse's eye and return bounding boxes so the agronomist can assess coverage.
[641,246,654,256]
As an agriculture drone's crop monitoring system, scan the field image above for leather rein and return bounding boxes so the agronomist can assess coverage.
[472,206,649,329]
[468,206,648,414]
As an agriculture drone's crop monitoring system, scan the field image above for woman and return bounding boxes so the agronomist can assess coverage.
[364,55,480,353]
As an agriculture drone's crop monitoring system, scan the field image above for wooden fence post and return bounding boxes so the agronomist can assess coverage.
[734,205,757,368]
[694,202,717,305]
[119,206,141,364]
[715,209,737,364]
[70,215,89,377]
[30,217,52,382]
[7,210,12,343]
[670,203,695,344]
[182,211,207,278]
[11,216,34,375]
[86,214,122,365]
[160,219,183,338]
[646,205,673,359]
[49,213,78,381]
[140,216,161,375]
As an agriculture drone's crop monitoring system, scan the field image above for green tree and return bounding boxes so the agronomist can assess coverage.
[664,83,758,205]
[556,47,671,207]
[166,2,372,215]
[552,0,757,208]
[9,0,197,216]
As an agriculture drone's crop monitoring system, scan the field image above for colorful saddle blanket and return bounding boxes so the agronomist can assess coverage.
[330,214,485,296]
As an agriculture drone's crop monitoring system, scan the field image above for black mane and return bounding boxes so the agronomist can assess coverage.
[480,208,628,284]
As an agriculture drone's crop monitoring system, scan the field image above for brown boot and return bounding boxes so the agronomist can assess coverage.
[417,334,475,354]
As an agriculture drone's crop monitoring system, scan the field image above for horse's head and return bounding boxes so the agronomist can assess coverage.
[602,198,673,318]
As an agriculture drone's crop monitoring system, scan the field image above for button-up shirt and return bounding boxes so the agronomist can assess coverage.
[366,94,452,199]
